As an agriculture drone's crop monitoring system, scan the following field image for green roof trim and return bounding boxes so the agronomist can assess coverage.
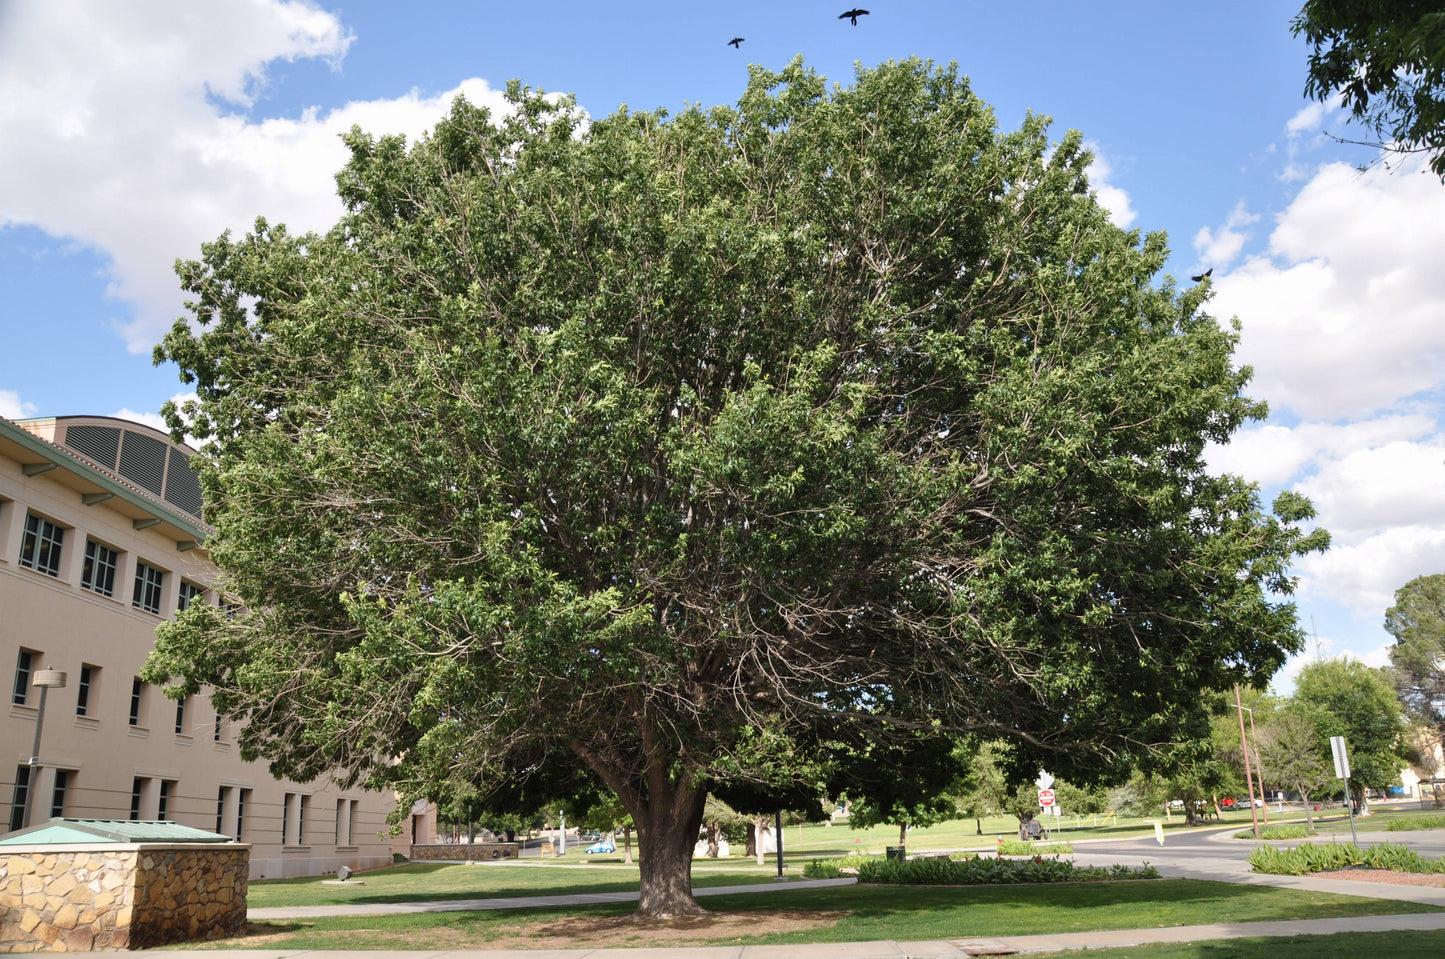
[0,819,233,845]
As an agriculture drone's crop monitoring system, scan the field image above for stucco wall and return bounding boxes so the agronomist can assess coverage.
[0,842,246,951]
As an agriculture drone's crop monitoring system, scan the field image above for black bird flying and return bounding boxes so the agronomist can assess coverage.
[728,37,744,48]
[839,8,869,26]
[1191,267,1213,282]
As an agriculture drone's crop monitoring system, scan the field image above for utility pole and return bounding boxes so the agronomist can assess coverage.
[1235,685,1261,839]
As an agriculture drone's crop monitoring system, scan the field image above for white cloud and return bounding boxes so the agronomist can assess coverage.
[1192,201,1260,271]
[1285,102,1327,137]
[1296,524,1445,616]
[1206,414,1437,487]
[0,390,38,420]
[0,0,511,353]
[1085,145,1136,229]
[1295,439,1445,543]
[114,392,202,447]
[1209,155,1445,421]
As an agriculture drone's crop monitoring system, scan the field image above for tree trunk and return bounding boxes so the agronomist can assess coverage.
[755,815,768,866]
[632,786,708,918]
[623,825,634,865]
[898,822,907,847]
[745,822,757,858]
[1301,790,1313,830]
[706,821,720,858]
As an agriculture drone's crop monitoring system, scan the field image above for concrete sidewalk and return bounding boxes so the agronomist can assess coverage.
[140,911,1445,958]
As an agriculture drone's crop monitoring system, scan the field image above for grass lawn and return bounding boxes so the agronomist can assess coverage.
[1030,930,1445,958]
[212,879,1442,951]
[246,860,782,907]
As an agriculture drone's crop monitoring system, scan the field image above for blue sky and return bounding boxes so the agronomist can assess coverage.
[2,1,1443,688]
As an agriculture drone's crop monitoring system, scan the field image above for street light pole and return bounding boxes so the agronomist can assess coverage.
[21,669,67,829]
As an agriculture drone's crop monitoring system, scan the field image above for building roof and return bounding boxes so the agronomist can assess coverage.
[0,414,209,545]
[0,818,233,845]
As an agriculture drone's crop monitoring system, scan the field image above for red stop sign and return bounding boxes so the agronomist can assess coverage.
[1038,789,1056,807]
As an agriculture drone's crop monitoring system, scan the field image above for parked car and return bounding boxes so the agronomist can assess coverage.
[585,839,616,855]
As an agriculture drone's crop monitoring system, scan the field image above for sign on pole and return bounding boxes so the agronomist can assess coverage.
[1330,736,1350,780]
[1037,788,1056,807]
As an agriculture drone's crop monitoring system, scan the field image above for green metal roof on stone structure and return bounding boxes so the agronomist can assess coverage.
[0,818,233,845]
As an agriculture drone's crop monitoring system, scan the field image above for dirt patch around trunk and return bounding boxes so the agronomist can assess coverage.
[1309,867,1445,888]
[238,909,846,951]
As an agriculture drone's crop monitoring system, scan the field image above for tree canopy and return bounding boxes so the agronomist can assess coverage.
[1293,1,1445,178]
[1294,659,1407,803]
[1385,572,1445,746]
[146,58,1324,918]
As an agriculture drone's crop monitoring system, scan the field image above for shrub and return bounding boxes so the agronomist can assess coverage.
[1386,815,1445,831]
[995,839,1076,856]
[1233,824,1315,840]
[1249,841,1445,876]
[852,855,1157,885]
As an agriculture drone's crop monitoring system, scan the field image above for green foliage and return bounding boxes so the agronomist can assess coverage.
[801,852,879,878]
[146,57,1324,915]
[1234,824,1316,840]
[1249,841,1445,875]
[1293,1,1445,178]
[1294,660,1408,795]
[1386,814,1445,831]
[852,855,1158,885]
[996,838,1075,855]
[1385,573,1445,744]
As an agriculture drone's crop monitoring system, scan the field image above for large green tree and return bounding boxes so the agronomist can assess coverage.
[1294,659,1408,809]
[145,59,1324,918]
[1384,573,1445,749]
[1293,1,1445,178]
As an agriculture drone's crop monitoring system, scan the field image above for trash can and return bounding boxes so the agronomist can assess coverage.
[885,845,906,861]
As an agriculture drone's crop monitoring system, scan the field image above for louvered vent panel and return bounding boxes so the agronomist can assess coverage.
[164,447,204,518]
[63,425,122,469]
[117,431,167,496]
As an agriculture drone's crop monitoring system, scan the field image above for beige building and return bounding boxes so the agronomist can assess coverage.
[1,414,398,878]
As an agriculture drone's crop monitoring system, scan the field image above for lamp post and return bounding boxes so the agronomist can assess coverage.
[21,668,67,829]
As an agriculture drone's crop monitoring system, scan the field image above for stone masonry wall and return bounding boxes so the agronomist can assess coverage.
[0,844,247,952]
[409,842,519,861]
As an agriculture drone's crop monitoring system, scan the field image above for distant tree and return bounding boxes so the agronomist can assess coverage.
[1294,659,1408,811]
[1257,703,1335,830]
[841,736,974,847]
[146,57,1326,919]
[1292,1,1445,178]
[1384,573,1445,750]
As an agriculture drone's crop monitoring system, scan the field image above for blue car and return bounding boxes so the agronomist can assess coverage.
[585,839,616,855]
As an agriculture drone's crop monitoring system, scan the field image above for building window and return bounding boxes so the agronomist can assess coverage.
[19,513,64,577]
[281,792,293,845]
[51,770,69,819]
[130,778,143,820]
[174,696,188,735]
[129,678,145,726]
[157,779,172,820]
[76,665,97,717]
[133,561,165,614]
[236,788,249,841]
[9,766,30,832]
[216,786,228,835]
[213,712,223,742]
[178,580,205,612]
[298,794,308,845]
[81,539,119,597]
[12,649,34,706]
